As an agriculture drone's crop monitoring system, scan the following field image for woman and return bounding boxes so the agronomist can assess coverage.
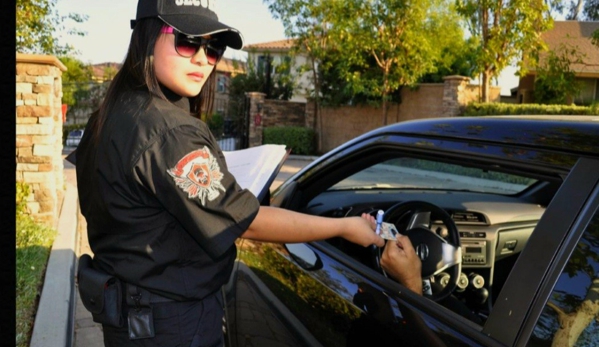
[76,1,384,346]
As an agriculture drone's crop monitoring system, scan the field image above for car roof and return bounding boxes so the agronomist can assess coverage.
[353,115,599,156]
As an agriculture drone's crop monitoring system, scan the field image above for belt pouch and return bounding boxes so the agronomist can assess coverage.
[126,284,155,340]
[77,254,124,327]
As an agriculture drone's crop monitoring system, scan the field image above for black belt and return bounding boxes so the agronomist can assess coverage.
[125,283,175,306]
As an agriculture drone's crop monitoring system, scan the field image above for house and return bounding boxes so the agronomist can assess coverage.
[517,21,599,105]
[212,57,245,118]
[243,38,312,102]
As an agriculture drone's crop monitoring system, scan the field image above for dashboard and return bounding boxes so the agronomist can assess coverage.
[302,188,545,315]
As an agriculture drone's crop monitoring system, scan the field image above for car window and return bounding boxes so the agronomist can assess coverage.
[328,158,537,195]
[528,206,599,346]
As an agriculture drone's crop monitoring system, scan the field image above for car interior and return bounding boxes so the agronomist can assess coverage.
[275,145,566,326]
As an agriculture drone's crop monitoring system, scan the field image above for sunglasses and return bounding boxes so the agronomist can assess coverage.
[160,26,226,65]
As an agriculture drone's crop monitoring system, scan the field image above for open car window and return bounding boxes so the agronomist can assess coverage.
[328,158,537,195]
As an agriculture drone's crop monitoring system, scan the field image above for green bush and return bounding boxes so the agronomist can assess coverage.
[205,113,225,137]
[263,126,316,155]
[16,182,57,347]
[462,102,598,116]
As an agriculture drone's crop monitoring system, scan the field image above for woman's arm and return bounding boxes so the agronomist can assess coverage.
[241,206,385,248]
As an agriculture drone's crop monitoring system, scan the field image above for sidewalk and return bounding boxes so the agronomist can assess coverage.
[31,151,315,346]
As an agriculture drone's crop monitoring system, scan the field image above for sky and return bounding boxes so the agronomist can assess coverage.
[55,0,519,95]
[55,0,286,64]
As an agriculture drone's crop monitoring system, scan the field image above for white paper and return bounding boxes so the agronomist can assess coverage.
[223,144,288,199]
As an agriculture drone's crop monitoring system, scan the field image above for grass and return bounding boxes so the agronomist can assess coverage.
[15,183,57,347]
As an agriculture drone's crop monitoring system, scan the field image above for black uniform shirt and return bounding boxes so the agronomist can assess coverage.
[76,87,260,301]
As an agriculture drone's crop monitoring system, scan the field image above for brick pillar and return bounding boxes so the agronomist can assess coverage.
[16,53,67,228]
[442,75,470,117]
[246,92,266,148]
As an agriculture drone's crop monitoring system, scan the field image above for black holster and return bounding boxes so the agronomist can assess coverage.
[77,254,124,328]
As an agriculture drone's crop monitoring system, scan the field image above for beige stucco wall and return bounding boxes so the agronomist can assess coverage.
[16,53,66,228]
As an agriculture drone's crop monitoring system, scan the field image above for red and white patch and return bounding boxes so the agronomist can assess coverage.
[167,147,225,205]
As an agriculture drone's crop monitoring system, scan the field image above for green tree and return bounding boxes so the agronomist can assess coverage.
[17,0,87,55]
[334,0,461,125]
[60,56,94,107]
[267,0,468,126]
[59,58,112,124]
[533,43,585,105]
[456,0,553,102]
[265,0,344,150]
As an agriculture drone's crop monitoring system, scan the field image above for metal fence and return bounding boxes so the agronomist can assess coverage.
[217,136,241,151]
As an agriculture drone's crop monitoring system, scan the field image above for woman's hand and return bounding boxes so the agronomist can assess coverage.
[341,216,385,248]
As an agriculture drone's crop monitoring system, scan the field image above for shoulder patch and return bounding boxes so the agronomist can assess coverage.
[167,147,226,205]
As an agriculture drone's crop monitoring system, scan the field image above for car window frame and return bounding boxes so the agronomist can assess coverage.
[483,157,599,345]
[308,237,509,346]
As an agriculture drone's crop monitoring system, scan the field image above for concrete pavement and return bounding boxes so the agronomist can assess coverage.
[31,148,315,346]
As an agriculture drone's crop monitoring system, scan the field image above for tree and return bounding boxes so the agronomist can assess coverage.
[60,57,93,107]
[548,0,599,20]
[265,0,344,151]
[456,0,553,102]
[59,57,111,124]
[267,0,466,128]
[16,0,87,55]
[533,43,585,105]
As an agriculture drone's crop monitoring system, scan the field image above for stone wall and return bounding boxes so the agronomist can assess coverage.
[16,53,66,228]
[262,99,306,128]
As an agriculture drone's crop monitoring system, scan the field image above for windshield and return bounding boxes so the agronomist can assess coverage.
[328,158,537,195]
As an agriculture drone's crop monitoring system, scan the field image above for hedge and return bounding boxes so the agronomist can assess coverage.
[462,102,599,116]
[263,126,316,155]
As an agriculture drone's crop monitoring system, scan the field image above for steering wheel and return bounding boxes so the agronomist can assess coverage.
[375,201,462,302]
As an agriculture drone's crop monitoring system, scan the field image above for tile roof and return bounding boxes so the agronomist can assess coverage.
[539,21,599,75]
[243,38,297,52]
[216,57,246,75]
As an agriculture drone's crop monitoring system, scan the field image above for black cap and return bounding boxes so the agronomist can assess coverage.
[132,0,244,49]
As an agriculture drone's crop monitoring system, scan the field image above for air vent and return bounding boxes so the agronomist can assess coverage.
[451,211,487,224]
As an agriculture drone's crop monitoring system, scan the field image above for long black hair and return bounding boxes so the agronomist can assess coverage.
[88,17,217,143]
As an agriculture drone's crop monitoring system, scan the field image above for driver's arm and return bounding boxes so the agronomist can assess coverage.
[380,235,423,295]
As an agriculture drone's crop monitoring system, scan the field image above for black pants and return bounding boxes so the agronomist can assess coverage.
[102,292,224,347]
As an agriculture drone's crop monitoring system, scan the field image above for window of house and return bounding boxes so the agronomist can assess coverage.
[574,78,597,105]
[217,76,226,93]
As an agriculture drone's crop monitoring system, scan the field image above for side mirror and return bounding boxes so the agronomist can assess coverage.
[285,243,323,271]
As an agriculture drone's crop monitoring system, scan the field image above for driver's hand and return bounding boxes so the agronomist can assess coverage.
[381,235,423,295]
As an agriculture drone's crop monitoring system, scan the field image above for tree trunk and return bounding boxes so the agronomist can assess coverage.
[481,70,491,103]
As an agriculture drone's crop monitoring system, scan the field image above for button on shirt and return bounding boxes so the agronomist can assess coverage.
[76,88,260,301]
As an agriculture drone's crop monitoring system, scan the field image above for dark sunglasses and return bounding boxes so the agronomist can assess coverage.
[161,26,226,65]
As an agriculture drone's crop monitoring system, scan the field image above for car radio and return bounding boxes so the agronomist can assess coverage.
[462,240,487,265]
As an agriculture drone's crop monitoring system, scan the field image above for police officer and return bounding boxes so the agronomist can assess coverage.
[75,1,384,345]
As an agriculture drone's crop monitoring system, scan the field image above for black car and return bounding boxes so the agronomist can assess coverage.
[222,116,599,347]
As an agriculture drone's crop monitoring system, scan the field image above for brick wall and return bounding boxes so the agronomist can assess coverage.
[245,77,500,153]
[16,53,66,228]
[262,99,306,127]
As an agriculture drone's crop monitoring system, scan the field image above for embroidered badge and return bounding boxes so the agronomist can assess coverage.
[167,147,225,205]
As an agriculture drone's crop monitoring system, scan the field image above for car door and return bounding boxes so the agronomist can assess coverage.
[484,157,599,346]
[232,234,501,347]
